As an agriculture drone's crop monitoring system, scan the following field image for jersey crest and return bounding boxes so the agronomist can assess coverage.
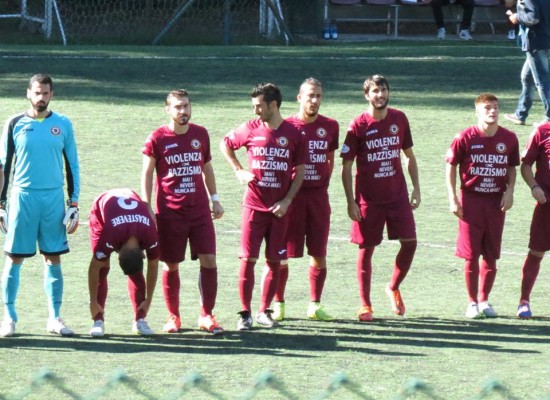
[191,139,201,150]
[389,124,399,135]
[51,126,61,135]
[496,143,507,153]
[276,136,289,147]
[316,127,327,139]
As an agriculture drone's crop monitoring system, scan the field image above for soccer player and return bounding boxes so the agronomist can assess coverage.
[516,122,550,319]
[88,188,160,337]
[272,78,339,322]
[446,93,519,319]
[142,89,224,335]
[341,74,420,322]
[220,82,306,330]
[0,74,80,337]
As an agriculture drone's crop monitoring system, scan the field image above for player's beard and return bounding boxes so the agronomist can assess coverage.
[32,100,49,113]
[175,114,190,126]
[371,98,388,111]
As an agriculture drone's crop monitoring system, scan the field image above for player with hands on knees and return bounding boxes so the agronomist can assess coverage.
[88,188,159,337]
[0,74,80,338]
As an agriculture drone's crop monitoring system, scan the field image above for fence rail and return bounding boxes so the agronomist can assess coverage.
[1,368,536,400]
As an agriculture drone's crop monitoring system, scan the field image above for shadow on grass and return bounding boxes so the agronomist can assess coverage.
[0,317,546,356]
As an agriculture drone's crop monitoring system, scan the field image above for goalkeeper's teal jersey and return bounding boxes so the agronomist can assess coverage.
[0,111,80,203]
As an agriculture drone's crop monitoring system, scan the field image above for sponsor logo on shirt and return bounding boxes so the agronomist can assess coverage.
[365,129,378,136]
[252,136,266,141]
[51,127,61,135]
[165,143,178,150]
[471,144,484,150]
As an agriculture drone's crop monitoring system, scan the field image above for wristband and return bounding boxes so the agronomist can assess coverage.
[211,194,220,202]
[531,184,540,191]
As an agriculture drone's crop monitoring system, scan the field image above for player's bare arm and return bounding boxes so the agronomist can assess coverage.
[203,161,224,219]
[445,163,463,219]
[88,257,109,317]
[403,147,421,209]
[219,139,255,184]
[269,164,305,218]
[141,155,157,219]
[342,159,361,221]
[137,258,159,314]
[501,166,516,212]
[521,162,547,204]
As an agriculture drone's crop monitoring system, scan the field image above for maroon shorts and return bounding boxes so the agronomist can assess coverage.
[456,190,505,260]
[240,206,289,261]
[157,207,215,263]
[351,193,416,247]
[286,188,330,258]
[528,202,550,252]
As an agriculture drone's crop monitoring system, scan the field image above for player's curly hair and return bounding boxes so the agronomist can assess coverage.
[118,246,144,276]
[363,74,389,94]
[250,83,282,108]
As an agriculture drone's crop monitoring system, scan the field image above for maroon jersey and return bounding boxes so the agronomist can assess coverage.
[89,189,159,261]
[142,124,211,216]
[286,114,339,189]
[522,124,550,194]
[224,119,307,212]
[446,125,520,194]
[340,108,413,204]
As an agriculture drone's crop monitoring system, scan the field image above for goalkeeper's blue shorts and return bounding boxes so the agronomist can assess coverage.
[4,187,69,258]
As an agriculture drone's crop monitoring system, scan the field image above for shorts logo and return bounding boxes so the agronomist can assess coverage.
[389,124,399,135]
[316,128,327,138]
[496,143,507,153]
[277,136,289,147]
[51,127,61,135]
[191,139,201,150]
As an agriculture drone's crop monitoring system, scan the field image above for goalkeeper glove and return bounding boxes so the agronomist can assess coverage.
[63,202,79,234]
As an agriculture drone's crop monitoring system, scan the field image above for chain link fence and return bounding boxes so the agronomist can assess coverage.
[1,368,539,400]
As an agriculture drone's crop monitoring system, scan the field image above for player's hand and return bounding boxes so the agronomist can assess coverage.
[449,197,463,219]
[501,190,514,212]
[410,188,421,209]
[235,169,255,184]
[347,201,361,222]
[63,204,79,234]
[89,300,104,317]
[211,201,224,219]
[531,185,547,204]
[269,198,290,218]
[137,299,152,315]
[0,208,8,234]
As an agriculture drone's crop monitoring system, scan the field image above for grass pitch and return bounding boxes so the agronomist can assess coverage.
[0,42,548,399]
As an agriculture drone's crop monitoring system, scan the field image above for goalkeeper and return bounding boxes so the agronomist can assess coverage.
[0,74,80,338]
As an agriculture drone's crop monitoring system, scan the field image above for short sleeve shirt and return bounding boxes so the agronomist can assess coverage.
[223,119,307,212]
[522,124,550,193]
[142,123,211,216]
[446,125,520,194]
[89,189,159,261]
[286,114,339,190]
[340,108,412,204]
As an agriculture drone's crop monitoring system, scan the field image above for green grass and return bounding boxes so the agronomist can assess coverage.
[0,42,548,399]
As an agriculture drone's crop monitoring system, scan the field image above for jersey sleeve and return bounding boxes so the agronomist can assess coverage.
[224,122,251,150]
[142,133,157,158]
[329,120,340,152]
[522,129,541,166]
[340,119,360,161]
[62,117,80,203]
[445,133,464,166]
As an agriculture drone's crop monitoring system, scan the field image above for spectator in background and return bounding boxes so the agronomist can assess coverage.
[432,0,475,40]
[504,0,517,40]
[504,0,550,127]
